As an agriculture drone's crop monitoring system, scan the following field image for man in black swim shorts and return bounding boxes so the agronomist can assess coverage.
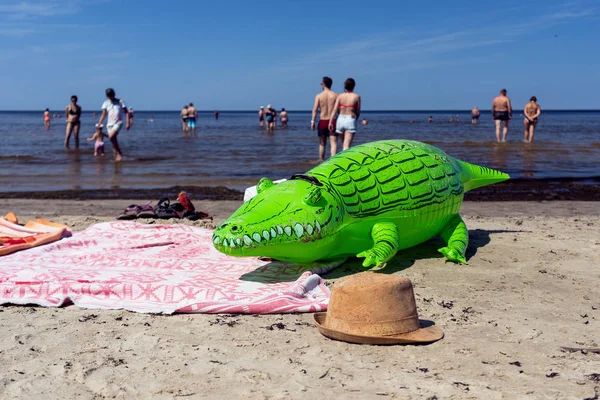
[491,88,512,142]
[311,76,339,161]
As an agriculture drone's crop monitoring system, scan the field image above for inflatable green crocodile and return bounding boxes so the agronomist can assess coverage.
[213,140,508,267]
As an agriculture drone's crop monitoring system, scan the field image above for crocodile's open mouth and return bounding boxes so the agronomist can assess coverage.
[212,177,340,257]
[213,219,324,250]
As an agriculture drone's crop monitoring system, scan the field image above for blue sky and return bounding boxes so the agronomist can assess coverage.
[0,0,598,110]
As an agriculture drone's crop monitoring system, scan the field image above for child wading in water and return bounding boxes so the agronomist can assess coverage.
[87,124,108,156]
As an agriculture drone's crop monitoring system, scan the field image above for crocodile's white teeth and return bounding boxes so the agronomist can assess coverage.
[213,236,220,245]
[270,228,277,238]
[306,224,314,235]
[294,223,304,238]
[252,233,262,243]
[236,238,242,246]
[284,226,292,236]
[222,239,229,247]
[262,230,270,240]
[315,221,321,233]
[243,235,253,246]
[277,226,284,235]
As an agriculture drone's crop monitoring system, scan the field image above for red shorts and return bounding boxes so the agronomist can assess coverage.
[317,119,336,136]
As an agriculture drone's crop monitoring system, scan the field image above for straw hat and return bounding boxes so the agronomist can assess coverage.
[314,273,444,345]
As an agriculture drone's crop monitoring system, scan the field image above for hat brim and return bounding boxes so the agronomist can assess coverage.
[313,313,444,345]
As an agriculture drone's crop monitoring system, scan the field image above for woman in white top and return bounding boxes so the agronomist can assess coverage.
[97,88,129,161]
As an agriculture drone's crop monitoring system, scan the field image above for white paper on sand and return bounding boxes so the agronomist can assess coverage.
[244,179,287,202]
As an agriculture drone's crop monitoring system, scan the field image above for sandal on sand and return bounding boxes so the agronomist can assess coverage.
[136,202,158,219]
[183,211,212,221]
[117,202,157,220]
[154,198,185,219]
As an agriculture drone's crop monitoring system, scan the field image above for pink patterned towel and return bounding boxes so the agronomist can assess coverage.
[0,222,341,314]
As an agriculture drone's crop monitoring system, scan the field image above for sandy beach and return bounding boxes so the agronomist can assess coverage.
[1,199,599,399]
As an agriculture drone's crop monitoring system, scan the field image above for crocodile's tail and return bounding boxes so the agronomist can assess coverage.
[455,159,510,192]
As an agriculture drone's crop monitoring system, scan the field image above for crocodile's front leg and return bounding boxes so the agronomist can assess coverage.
[356,222,399,267]
[438,214,469,264]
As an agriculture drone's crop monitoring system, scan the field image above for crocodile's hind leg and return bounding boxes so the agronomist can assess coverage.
[438,214,469,264]
[356,222,399,267]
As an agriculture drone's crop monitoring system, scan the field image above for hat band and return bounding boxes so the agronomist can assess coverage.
[325,314,421,336]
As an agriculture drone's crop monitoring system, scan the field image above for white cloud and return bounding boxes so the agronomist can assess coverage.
[0,1,82,20]
[0,27,36,37]
[0,1,107,37]
[261,4,596,77]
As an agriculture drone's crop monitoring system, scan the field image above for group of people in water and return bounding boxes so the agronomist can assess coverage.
[307,78,540,161]
[43,84,541,163]
[310,77,361,161]
[43,88,133,161]
[180,104,198,134]
[489,88,541,143]
[258,106,289,132]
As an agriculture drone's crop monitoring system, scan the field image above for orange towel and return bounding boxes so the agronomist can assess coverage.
[0,214,70,257]
[3,212,18,224]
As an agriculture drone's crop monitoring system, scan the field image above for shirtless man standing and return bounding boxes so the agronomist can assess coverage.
[188,103,197,133]
[471,106,480,124]
[491,89,512,142]
[311,77,338,161]
[280,108,288,128]
[523,96,541,143]
[65,95,82,148]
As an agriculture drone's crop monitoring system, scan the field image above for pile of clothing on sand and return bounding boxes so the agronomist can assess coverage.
[117,191,211,221]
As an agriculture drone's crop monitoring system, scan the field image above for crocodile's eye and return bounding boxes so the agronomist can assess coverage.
[257,178,274,194]
[303,188,322,206]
